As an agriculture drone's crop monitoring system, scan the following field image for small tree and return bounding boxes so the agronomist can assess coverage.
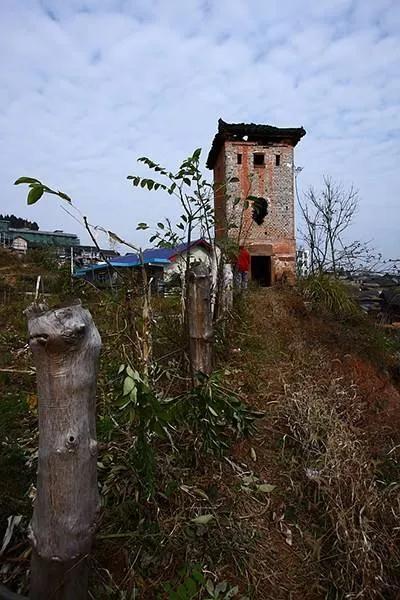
[298,176,364,275]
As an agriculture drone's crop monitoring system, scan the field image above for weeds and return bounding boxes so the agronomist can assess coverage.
[280,376,400,598]
[181,373,263,455]
[300,274,360,318]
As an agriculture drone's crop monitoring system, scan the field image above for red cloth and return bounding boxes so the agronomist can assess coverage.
[236,247,250,272]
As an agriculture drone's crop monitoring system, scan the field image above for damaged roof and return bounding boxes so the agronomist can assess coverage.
[206,118,306,168]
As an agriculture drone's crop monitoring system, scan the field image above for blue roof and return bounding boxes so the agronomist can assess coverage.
[124,239,209,262]
[74,239,210,277]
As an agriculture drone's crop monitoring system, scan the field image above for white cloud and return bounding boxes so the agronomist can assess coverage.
[0,0,399,257]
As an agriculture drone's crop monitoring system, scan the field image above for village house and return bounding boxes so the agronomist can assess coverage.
[0,219,80,253]
[207,119,306,285]
[74,239,211,290]
[0,219,118,264]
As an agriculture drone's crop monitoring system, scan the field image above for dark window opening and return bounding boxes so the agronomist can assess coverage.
[251,255,272,287]
[237,153,242,165]
[253,153,265,166]
[275,154,281,166]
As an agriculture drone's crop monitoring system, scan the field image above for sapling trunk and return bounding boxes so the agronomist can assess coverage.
[25,301,101,600]
[188,266,213,379]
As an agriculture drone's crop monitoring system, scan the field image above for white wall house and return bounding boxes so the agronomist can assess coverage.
[11,236,28,253]
[164,244,212,280]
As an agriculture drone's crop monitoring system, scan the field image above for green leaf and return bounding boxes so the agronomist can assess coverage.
[118,364,125,375]
[256,483,276,493]
[215,581,228,594]
[126,365,135,378]
[157,222,165,229]
[57,191,72,203]
[126,366,141,381]
[147,180,154,190]
[129,386,137,403]
[27,185,44,205]
[123,376,135,396]
[108,230,125,244]
[176,223,185,230]
[192,148,202,160]
[191,514,214,525]
[184,576,198,597]
[128,176,141,186]
[226,585,239,598]
[149,235,158,243]
[208,405,218,417]
[14,177,41,185]
[177,583,188,599]
[192,568,204,584]
[205,579,215,595]
[136,222,149,230]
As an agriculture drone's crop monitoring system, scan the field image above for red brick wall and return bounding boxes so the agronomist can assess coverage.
[213,139,297,283]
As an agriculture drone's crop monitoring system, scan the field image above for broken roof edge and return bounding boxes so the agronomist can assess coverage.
[206,118,306,169]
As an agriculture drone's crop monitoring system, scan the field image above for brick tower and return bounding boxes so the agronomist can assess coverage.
[207,119,306,285]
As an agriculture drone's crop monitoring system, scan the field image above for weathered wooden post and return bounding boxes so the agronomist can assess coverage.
[25,301,101,600]
[188,265,213,378]
[221,263,233,313]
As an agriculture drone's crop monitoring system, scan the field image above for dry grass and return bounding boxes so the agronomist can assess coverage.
[279,375,400,598]
[1,275,400,598]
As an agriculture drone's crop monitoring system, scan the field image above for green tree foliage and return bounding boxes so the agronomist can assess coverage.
[0,213,39,230]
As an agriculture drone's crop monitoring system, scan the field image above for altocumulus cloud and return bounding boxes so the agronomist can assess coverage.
[0,0,399,256]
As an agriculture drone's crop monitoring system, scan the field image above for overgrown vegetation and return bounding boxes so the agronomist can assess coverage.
[1,155,399,598]
[299,273,360,318]
[2,265,400,597]
[280,377,399,598]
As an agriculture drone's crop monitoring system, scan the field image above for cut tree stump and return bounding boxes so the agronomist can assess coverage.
[25,301,101,600]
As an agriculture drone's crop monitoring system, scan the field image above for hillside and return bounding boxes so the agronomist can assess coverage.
[0,274,400,598]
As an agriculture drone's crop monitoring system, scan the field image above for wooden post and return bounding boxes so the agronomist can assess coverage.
[188,265,213,379]
[25,301,101,600]
[221,263,233,313]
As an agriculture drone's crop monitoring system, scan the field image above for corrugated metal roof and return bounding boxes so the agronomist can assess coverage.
[124,239,210,263]
[74,239,210,277]
[9,227,79,239]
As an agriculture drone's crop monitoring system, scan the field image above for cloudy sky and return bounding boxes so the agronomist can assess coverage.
[1,0,399,257]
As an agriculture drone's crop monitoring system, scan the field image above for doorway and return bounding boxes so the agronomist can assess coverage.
[251,255,272,287]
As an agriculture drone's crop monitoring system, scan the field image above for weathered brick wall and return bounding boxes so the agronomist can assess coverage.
[218,140,296,282]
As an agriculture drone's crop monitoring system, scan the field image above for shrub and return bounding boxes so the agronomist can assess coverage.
[300,274,359,318]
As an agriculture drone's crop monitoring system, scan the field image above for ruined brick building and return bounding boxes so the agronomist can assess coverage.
[207,119,306,285]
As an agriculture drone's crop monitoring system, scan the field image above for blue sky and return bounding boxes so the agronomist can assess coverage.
[0,0,399,257]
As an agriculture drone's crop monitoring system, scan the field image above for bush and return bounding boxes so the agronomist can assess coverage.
[300,274,359,318]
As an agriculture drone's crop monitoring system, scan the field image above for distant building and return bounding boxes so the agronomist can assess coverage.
[70,245,119,266]
[207,119,306,285]
[74,239,211,290]
[0,220,80,253]
[296,248,310,277]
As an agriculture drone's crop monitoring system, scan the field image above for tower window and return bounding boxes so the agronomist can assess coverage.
[253,153,265,166]
[237,153,242,165]
[275,154,281,166]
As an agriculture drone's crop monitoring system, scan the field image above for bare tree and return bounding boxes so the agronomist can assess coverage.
[298,176,360,275]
